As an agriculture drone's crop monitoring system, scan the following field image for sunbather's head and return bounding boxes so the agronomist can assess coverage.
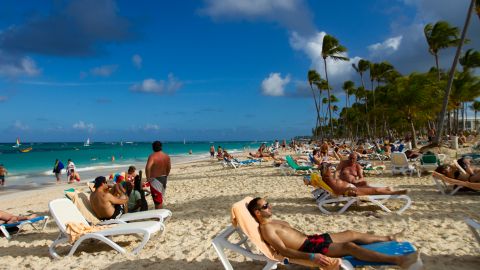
[435,165,450,175]
[247,197,272,222]
[94,176,107,189]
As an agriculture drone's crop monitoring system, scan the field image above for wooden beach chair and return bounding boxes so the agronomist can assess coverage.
[0,215,49,240]
[48,198,163,258]
[211,197,422,270]
[309,173,411,214]
[431,171,480,195]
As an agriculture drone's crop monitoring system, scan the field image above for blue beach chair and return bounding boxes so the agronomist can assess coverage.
[0,215,49,240]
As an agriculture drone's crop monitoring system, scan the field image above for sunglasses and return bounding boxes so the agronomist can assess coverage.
[258,202,270,210]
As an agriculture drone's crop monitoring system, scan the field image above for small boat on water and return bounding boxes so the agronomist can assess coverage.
[20,147,32,153]
[12,138,21,148]
[84,138,91,147]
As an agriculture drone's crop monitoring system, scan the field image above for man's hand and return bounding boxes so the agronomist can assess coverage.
[313,253,331,267]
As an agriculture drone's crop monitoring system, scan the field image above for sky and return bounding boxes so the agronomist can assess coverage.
[0,0,478,142]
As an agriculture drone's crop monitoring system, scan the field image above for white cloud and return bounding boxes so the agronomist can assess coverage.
[90,65,118,77]
[261,72,291,96]
[368,35,403,56]
[130,73,183,94]
[132,54,142,69]
[72,121,94,132]
[12,120,29,131]
[0,51,41,77]
[143,124,160,131]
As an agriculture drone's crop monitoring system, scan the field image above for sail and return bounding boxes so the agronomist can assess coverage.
[12,137,21,148]
[84,138,91,146]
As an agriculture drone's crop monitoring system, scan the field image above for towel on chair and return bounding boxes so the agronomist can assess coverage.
[65,222,113,243]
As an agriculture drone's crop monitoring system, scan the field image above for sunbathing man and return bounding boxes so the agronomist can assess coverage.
[90,176,128,220]
[247,197,418,268]
[335,153,367,187]
[0,210,37,224]
[321,163,407,196]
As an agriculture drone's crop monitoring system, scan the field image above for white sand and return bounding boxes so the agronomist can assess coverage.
[0,152,479,269]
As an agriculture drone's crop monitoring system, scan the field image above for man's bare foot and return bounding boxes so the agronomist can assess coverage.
[399,252,419,269]
[388,228,406,241]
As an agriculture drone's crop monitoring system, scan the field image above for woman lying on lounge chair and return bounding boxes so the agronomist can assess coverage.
[435,162,480,183]
[0,210,37,224]
[319,164,407,196]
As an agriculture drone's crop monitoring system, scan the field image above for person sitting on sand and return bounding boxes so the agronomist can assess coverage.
[247,197,418,269]
[126,175,147,212]
[320,163,407,196]
[217,146,223,160]
[335,153,366,187]
[0,210,37,224]
[90,176,128,220]
[67,169,81,183]
[223,149,234,160]
[126,166,137,185]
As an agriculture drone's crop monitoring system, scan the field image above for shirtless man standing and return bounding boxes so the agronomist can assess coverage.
[247,197,418,269]
[336,153,366,186]
[90,176,128,220]
[145,141,171,209]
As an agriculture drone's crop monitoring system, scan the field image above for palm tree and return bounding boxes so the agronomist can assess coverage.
[434,0,476,144]
[476,0,480,20]
[308,70,322,138]
[322,34,349,137]
[424,21,461,81]
[342,80,355,136]
[459,49,480,71]
[471,100,480,131]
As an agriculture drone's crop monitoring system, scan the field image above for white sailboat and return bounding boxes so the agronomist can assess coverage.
[12,137,21,148]
[183,138,186,144]
[84,138,91,147]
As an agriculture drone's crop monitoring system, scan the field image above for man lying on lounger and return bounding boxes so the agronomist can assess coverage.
[247,197,418,268]
[90,176,128,220]
[0,210,37,224]
[321,163,407,196]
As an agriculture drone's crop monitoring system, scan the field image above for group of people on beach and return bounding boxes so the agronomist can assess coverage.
[52,159,81,183]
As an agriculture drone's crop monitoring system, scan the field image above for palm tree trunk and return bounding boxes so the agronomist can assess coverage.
[475,110,478,131]
[410,119,418,149]
[434,0,475,144]
[435,54,441,81]
[309,83,321,139]
[323,59,334,137]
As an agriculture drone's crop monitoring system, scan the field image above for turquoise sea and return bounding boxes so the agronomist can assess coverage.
[0,141,266,185]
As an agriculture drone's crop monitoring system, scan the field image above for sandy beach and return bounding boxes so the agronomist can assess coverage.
[0,151,479,270]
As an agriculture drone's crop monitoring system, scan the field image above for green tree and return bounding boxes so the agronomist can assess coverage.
[342,80,355,136]
[322,34,349,137]
[307,70,322,138]
[424,21,461,81]
[459,49,480,71]
[471,100,480,131]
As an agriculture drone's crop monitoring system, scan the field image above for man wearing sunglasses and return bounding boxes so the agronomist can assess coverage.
[247,197,418,268]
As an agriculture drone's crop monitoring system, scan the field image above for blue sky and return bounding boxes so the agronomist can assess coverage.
[0,0,478,142]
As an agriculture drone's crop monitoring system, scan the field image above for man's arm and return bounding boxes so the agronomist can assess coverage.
[145,155,153,179]
[260,226,330,267]
[356,164,364,180]
[106,193,128,205]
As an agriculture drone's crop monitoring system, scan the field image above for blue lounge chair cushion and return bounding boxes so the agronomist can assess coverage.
[1,216,46,228]
[343,241,416,267]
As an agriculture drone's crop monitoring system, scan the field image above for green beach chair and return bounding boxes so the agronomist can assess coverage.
[282,155,313,175]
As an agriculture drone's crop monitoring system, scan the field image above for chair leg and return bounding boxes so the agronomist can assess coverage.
[0,225,11,240]
[49,233,69,259]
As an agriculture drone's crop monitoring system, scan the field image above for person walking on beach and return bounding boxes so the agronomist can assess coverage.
[145,141,171,209]
[0,164,7,186]
[52,159,64,182]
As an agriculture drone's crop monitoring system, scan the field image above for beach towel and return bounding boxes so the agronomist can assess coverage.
[231,197,340,270]
[65,222,113,243]
[65,190,101,225]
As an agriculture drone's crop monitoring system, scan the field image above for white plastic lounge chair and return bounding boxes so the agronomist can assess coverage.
[391,152,419,177]
[65,190,172,225]
[465,218,480,244]
[48,198,163,258]
[431,171,480,195]
[223,157,261,169]
[0,215,49,240]
[309,174,411,214]
[212,197,422,270]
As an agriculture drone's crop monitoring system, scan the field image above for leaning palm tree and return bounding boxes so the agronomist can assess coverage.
[434,0,476,144]
[424,21,461,81]
[322,34,349,137]
[308,70,322,138]
[459,49,480,72]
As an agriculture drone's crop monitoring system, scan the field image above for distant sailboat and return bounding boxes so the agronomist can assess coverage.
[12,137,21,148]
[183,138,186,144]
[20,147,32,153]
[84,138,91,147]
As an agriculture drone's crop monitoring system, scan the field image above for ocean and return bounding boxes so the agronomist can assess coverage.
[0,141,266,185]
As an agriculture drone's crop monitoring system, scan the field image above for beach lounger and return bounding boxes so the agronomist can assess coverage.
[281,155,313,176]
[391,152,419,177]
[309,173,411,214]
[65,190,172,225]
[0,215,49,240]
[212,197,422,270]
[431,171,480,195]
[223,157,262,169]
[418,153,441,174]
[465,218,480,245]
[48,198,163,258]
